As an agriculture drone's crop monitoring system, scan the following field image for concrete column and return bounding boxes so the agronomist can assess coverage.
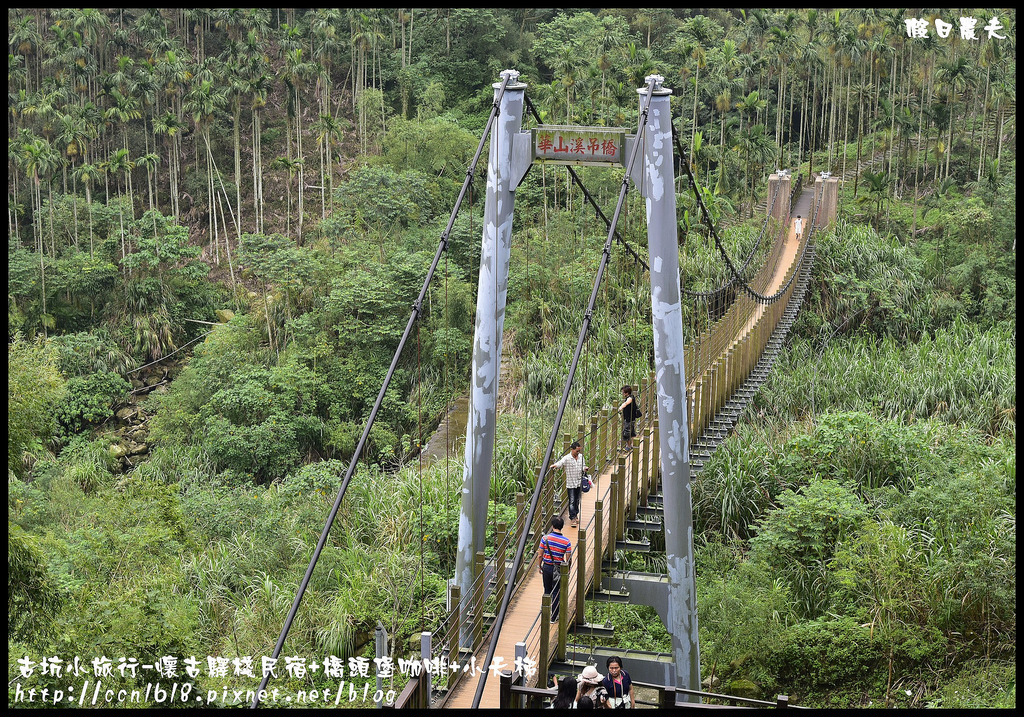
[455,70,527,647]
[637,75,701,699]
[767,172,792,223]
[814,176,840,228]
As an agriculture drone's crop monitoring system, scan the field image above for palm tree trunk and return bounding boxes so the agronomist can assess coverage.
[233,100,243,240]
[977,65,990,183]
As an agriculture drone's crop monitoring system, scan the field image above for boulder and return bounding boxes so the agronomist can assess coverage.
[216,309,235,323]
[726,679,761,701]
[128,442,149,456]
[109,444,130,459]
[116,407,138,421]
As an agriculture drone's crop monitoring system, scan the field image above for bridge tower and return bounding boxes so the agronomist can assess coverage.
[814,173,840,228]
[632,74,701,701]
[767,171,793,221]
[454,70,529,648]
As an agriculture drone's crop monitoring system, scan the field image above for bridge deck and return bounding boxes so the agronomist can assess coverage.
[443,201,812,709]
[442,449,629,708]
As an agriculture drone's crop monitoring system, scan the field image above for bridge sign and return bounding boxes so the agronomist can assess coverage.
[532,125,626,166]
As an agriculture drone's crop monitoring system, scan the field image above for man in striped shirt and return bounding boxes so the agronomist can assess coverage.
[537,516,572,623]
[549,440,588,528]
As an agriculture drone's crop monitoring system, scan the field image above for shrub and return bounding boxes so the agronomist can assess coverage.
[749,479,869,618]
[8,336,67,476]
[771,616,885,704]
[54,370,131,437]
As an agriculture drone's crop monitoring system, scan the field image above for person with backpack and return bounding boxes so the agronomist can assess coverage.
[618,385,641,452]
[549,440,588,528]
[536,516,572,623]
[575,665,608,708]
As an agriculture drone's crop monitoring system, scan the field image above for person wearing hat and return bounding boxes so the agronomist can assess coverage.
[575,665,608,708]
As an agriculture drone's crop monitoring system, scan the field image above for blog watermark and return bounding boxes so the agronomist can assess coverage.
[904,15,1008,40]
[12,652,538,706]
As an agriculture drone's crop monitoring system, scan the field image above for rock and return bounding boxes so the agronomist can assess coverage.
[726,679,761,701]
[116,407,138,421]
[702,675,720,689]
[144,374,161,386]
[128,443,149,456]
[109,444,130,459]
[216,309,235,323]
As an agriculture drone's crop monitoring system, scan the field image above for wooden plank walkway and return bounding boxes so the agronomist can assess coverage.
[442,442,644,708]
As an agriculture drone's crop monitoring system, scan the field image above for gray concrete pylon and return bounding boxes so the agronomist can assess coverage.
[637,75,701,700]
[455,70,527,648]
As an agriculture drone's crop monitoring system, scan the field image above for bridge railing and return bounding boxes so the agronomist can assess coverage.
[687,183,821,443]
[420,377,660,702]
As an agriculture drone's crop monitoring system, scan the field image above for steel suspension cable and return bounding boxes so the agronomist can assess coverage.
[470,77,660,708]
[673,117,781,301]
[250,73,516,709]
[674,127,810,305]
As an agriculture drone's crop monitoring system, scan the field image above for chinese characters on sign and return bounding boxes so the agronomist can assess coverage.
[904,15,1007,40]
[533,125,626,166]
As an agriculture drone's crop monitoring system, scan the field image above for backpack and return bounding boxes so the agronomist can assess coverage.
[628,397,642,420]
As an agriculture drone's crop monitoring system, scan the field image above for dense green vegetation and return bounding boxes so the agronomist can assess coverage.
[9,8,1014,708]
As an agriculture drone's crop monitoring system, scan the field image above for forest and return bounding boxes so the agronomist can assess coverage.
[8,8,1015,709]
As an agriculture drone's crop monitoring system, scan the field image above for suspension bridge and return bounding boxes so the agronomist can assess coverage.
[251,71,836,710]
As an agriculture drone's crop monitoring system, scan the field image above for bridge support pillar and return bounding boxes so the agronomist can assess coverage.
[767,172,792,223]
[455,70,528,648]
[635,75,701,701]
[814,175,840,228]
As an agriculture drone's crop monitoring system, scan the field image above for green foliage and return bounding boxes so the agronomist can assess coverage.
[121,210,202,280]
[46,329,136,377]
[777,412,929,493]
[749,479,869,617]
[8,336,66,476]
[54,370,131,436]
[811,219,927,338]
[770,617,885,704]
[5,9,1016,709]
[377,116,477,199]
[335,165,439,242]
[693,426,781,540]
[8,521,62,642]
[758,321,1015,437]
[925,659,1016,708]
[697,559,795,685]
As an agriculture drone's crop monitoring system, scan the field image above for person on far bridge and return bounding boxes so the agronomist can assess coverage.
[794,214,804,239]
[549,440,588,528]
[537,516,572,623]
[618,385,641,452]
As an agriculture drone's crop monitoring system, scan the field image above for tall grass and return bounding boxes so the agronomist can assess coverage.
[757,319,1015,437]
